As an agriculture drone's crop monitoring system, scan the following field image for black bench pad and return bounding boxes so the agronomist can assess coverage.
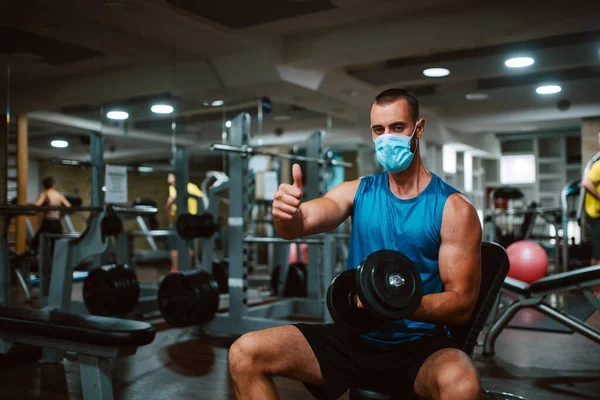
[0,307,155,347]
[503,277,530,296]
[530,265,600,293]
[503,266,600,297]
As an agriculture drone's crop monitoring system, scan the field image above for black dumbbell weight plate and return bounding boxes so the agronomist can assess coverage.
[158,270,220,327]
[188,270,220,323]
[327,269,383,334]
[158,273,195,327]
[356,250,423,321]
[83,267,119,316]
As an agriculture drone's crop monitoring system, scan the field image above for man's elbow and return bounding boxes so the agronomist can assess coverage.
[450,298,477,325]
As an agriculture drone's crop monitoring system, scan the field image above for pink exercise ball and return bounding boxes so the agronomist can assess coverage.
[506,240,549,283]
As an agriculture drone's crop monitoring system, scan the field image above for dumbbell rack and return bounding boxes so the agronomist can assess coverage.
[202,113,339,335]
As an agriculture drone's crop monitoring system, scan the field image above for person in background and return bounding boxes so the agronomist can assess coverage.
[30,176,71,251]
[165,172,203,272]
[581,143,600,297]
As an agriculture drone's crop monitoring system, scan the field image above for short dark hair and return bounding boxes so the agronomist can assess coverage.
[42,176,55,189]
[373,88,420,125]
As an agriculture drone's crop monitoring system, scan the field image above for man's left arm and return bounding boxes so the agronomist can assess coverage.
[408,193,482,326]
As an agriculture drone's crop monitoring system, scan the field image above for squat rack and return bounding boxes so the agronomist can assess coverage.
[203,112,351,335]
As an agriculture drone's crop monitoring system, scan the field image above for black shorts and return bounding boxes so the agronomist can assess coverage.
[30,218,63,251]
[590,218,600,259]
[295,323,459,400]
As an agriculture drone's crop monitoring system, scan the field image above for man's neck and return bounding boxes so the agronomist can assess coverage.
[387,155,431,199]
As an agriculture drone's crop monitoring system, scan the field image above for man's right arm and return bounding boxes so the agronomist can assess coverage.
[273,173,360,240]
[60,193,72,207]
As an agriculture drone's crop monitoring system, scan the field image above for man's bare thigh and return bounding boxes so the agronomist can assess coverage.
[239,325,323,385]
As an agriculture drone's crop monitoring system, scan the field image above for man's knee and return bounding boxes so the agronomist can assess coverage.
[437,360,483,400]
[229,333,263,376]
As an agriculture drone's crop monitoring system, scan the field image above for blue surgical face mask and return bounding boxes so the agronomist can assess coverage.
[373,125,418,173]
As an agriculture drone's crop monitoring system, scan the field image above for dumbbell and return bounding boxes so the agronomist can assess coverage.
[83,264,139,316]
[176,212,219,240]
[327,250,423,334]
[157,269,220,327]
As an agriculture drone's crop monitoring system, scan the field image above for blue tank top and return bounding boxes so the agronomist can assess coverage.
[347,172,459,345]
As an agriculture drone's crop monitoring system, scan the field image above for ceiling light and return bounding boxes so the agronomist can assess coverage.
[505,57,535,68]
[202,100,225,107]
[225,120,232,128]
[51,140,69,148]
[151,104,174,114]
[272,115,291,122]
[106,110,129,120]
[536,85,561,95]
[465,93,490,101]
[423,68,450,78]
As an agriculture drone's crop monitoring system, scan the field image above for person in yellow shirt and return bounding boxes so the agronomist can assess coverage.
[165,172,204,272]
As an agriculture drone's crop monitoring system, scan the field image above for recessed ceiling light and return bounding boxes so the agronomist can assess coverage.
[151,104,174,114]
[51,140,69,148]
[272,115,291,122]
[106,110,129,120]
[465,93,490,101]
[225,120,232,128]
[423,68,450,77]
[505,57,535,68]
[536,85,561,95]
[211,100,224,107]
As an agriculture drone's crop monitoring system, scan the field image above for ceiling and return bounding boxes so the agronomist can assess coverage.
[2,0,600,162]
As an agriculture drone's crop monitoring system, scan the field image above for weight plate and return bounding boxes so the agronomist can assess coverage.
[158,270,219,327]
[356,250,423,321]
[83,265,119,316]
[327,269,383,334]
[213,260,229,294]
[117,265,140,315]
[284,262,307,297]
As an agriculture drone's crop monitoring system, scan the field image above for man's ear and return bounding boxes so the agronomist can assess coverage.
[416,118,425,139]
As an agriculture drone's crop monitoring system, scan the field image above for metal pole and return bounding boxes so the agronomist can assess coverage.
[305,131,323,300]
[0,64,9,305]
[173,144,191,272]
[210,144,353,168]
[560,184,570,273]
[136,216,158,251]
[257,98,263,137]
[322,235,335,323]
[90,132,105,208]
[228,113,251,325]
[244,236,325,245]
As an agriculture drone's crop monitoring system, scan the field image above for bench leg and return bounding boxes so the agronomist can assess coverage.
[537,303,600,344]
[79,355,114,400]
[483,300,524,356]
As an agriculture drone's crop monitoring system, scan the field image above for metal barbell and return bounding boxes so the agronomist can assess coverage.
[210,143,353,168]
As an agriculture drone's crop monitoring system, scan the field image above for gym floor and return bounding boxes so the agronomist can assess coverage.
[2,265,599,400]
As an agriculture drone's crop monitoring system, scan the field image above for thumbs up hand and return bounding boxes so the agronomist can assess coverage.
[272,164,304,221]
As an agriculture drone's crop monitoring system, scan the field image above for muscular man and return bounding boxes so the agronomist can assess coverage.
[165,172,203,272]
[228,89,483,400]
[30,176,71,251]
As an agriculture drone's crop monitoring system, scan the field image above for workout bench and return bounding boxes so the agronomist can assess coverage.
[483,265,600,355]
[0,306,156,400]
